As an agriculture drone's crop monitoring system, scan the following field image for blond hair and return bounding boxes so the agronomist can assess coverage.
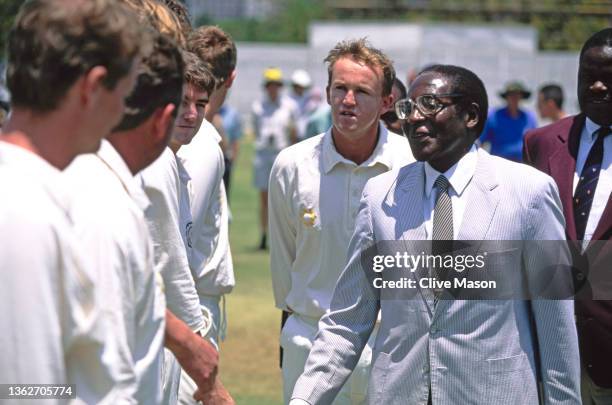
[324,38,395,96]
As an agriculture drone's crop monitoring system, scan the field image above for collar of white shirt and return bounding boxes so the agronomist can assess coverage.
[424,144,478,199]
[322,123,395,173]
[96,139,151,212]
[585,116,605,141]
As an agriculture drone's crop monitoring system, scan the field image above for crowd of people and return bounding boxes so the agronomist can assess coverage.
[0,1,610,404]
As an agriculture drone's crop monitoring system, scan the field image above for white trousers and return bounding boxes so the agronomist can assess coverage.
[281,313,377,405]
[178,297,222,405]
[161,348,181,405]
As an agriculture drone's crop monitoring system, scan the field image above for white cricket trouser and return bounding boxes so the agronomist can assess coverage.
[162,348,181,405]
[178,296,223,405]
[281,313,377,405]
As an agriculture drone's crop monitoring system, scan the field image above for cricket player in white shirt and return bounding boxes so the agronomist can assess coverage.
[65,32,187,404]
[163,51,234,404]
[176,25,238,405]
[0,0,144,403]
[269,38,414,405]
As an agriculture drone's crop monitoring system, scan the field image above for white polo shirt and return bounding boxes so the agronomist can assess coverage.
[66,140,166,404]
[269,125,414,319]
[0,141,113,404]
[138,148,205,332]
[177,120,234,299]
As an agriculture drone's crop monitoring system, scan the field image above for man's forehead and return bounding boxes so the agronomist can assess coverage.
[332,56,381,78]
[582,45,612,69]
[184,83,208,99]
[410,72,451,95]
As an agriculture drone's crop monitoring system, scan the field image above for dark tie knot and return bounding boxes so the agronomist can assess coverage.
[434,175,451,193]
[596,126,612,138]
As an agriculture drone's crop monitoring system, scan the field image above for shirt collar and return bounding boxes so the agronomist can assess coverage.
[322,123,395,174]
[585,117,607,141]
[424,144,478,198]
[96,139,151,211]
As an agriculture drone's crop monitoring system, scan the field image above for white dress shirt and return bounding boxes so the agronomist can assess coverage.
[177,120,235,299]
[66,140,166,404]
[423,144,478,240]
[269,125,414,319]
[573,117,612,245]
[0,142,113,404]
[138,148,205,332]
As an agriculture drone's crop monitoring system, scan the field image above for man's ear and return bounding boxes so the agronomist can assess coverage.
[380,92,394,115]
[326,85,331,106]
[152,103,176,144]
[465,102,480,130]
[225,70,237,89]
[80,66,108,107]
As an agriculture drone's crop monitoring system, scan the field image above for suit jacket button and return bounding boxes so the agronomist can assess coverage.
[576,272,584,280]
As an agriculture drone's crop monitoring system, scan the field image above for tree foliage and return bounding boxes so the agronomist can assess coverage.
[198,0,611,50]
[196,0,330,43]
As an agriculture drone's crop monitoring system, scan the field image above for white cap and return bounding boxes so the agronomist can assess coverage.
[291,69,312,88]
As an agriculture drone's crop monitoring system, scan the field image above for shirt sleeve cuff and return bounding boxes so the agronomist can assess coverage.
[289,399,311,405]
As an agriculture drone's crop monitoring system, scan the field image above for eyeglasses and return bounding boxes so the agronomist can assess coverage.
[395,93,464,119]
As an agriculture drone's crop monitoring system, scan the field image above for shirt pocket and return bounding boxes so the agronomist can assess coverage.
[486,353,529,374]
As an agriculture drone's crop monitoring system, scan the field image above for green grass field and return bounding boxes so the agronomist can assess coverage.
[219,138,284,405]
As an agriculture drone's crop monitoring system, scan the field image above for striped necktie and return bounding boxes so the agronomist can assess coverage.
[432,175,453,299]
[573,126,611,241]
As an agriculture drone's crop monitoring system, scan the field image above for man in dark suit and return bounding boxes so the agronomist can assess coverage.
[524,28,612,405]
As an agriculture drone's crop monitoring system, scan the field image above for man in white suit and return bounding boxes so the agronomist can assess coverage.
[290,65,581,404]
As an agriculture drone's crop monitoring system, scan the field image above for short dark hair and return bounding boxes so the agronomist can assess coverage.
[183,51,216,95]
[420,64,488,135]
[539,84,564,109]
[188,26,237,85]
[580,28,612,62]
[113,33,184,132]
[324,38,395,96]
[7,0,146,112]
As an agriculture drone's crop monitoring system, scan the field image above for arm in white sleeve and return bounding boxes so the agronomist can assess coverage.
[268,151,297,311]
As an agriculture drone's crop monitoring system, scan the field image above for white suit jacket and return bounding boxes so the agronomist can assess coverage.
[292,148,581,405]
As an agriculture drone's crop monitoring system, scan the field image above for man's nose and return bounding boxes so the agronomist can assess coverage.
[590,80,608,92]
[342,90,356,106]
[408,105,425,122]
[183,103,197,121]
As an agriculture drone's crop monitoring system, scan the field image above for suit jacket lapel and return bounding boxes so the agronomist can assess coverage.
[394,163,427,241]
[549,114,584,241]
[457,149,500,242]
[389,163,433,315]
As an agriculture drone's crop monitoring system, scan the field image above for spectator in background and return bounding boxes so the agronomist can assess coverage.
[537,83,567,123]
[380,77,407,135]
[252,67,298,250]
[289,69,313,140]
[304,87,331,139]
[217,102,243,200]
[480,81,537,161]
